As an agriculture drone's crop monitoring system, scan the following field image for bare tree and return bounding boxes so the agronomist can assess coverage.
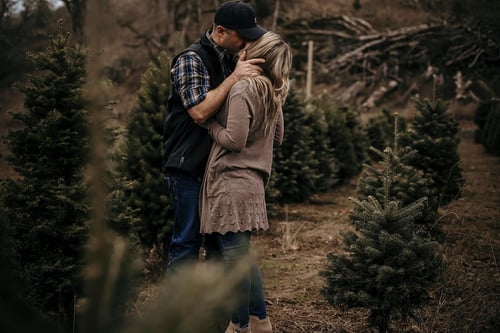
[196,0,202,24]
[61,0,86,39]
[271,0,280,31]
[353,0,361,11]
[117,0,203,63]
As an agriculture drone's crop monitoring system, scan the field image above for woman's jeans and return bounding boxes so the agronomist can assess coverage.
[215,231,267,328]
[165,170,267,326]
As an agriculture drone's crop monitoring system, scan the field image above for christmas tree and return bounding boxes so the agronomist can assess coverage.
[268,93,367,203]
[357,146,440,237]
[399,98,464,205]
[324,103,367,184]
[365,109,407,161]
[321,148,445,332]
[1,25,88,328]
[114,52,173,268]
[304,97,339,192]
[268,88,324,203]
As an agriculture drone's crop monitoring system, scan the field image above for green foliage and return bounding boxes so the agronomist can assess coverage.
[399,98,464,206]
[114,51,173,260]
[357,147,440,237]
[1,27,88,329]
[7,33,88,181]
[0,188,61,333]
[324,102,367,183]
[106,171,142,245]
[268,93,366,204]
[0,180,59,333]
[267,89,316,203]
[267,89,329,203]
[321,148,445,332]
[1,178,88,324]
[303,99,339,192]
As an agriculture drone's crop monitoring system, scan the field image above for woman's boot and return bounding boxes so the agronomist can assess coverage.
[250,316,272,333]
[225,322,238,333]
[225,322,251,333]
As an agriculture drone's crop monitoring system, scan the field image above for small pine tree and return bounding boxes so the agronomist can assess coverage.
[321,148,445,332]
[1,26,88,328]
[114,52,173,261]
[267,88,322,203]
[357,146,440,237]
[0,193,60,333]
[399,98,464,205]
[365,109,407,161]
[304,97,339,192]
[324,103,367,184]
[0,187,57,333]
[268,95,366,203]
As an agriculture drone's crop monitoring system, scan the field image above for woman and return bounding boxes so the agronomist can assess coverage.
[199,31,292,333]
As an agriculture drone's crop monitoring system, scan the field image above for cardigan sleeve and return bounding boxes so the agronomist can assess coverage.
[274,108,284,146]
[207,89,251,152]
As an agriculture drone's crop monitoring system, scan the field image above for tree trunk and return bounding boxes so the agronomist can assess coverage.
[272,0,280,31]
[62,0,86,41]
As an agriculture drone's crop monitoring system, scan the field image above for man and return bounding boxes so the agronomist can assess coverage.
[162,1,266,272]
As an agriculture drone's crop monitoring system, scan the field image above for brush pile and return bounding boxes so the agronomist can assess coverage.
[281,16,500,107]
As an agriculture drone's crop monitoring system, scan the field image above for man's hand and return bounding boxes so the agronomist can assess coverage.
[187,51,265,124]
[232,50,265,80]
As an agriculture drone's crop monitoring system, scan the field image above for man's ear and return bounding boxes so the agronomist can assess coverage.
[215,25,226,35]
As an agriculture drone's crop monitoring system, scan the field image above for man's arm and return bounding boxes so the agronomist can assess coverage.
[188,50,265,124]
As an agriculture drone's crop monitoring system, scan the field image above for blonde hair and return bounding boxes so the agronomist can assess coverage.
[244,31,292,133]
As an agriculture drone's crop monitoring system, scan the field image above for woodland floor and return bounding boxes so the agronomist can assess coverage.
[254,120,500,333]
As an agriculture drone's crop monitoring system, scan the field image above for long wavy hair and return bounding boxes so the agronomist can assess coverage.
[244,31,292,134]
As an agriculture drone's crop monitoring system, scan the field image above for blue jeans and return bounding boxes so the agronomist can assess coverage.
[216,231,267,328]
[165,170,204,272]
[165,170,221,272]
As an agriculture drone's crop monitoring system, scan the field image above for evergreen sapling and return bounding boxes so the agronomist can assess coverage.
[1,25,88,329]
[113,52,174,268]
[357,113,440,237]
[399,98,464,205]
[321,148,445,332]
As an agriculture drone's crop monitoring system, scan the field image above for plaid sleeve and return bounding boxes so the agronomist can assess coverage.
[171,51,210,109]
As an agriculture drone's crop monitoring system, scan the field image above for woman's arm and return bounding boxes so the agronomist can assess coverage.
[274,108,284,146]
[207,88,251,152]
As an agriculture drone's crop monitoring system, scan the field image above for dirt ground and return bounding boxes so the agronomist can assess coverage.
[255,121,500,332]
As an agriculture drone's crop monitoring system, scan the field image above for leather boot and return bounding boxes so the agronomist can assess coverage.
[225,322,251,333]
[250,316,272,333]
[235,328,250,333]
[225,322,238,333]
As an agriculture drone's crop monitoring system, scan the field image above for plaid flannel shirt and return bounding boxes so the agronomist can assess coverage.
[171,32,234,110]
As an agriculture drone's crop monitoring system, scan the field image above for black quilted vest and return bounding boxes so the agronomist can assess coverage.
[162,32,234,179]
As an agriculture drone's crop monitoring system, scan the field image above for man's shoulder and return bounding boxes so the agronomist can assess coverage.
[173,49,203,69]
[174,39,216,66]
